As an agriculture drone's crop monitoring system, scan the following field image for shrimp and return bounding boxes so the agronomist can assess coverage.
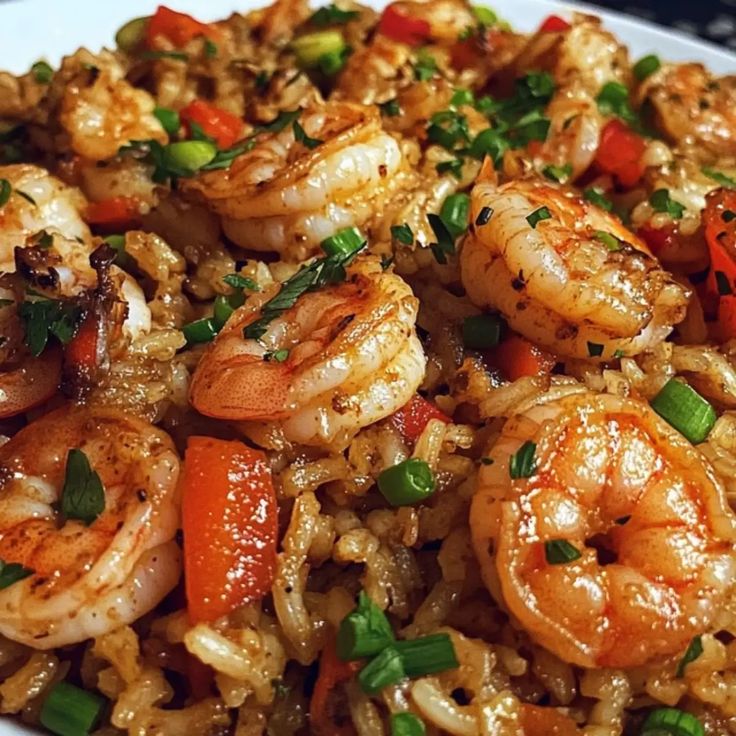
[0,405,181,649]
[470,389,736,668]
[461,178,690,359]
[637,64,736,160]
[189,257,425,448]
[182,103,406,260]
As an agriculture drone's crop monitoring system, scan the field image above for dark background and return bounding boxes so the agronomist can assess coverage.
[583,0,736,51]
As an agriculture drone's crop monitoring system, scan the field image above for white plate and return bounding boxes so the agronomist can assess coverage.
[0,0,734,734]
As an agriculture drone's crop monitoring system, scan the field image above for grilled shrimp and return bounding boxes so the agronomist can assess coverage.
[637,64,736,160]
[182,103,406,260]
[0,406,181,649]
[461,178,690,359]
[470,389,736,668]
[189,257,425,448]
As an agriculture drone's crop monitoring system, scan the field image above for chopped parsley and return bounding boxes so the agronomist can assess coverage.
[649,188,685,219]
[19,297,81,357]
[60,449,105,525]
[223,273,260,291]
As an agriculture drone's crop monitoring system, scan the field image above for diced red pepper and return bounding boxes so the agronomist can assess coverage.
[485,334,556,382]
[377,4,431,46]
[539,15,571,32]
[180,99,243,149]
[391,394,450,441]
[85,196,141,229]
[146,5,217,48]
[594,119,646,188]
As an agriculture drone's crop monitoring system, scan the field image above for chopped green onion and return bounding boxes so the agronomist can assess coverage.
[115,16,149,51]
[162,140,217,176]
[413,51,437,81]
[380,98,401,117]
[264,349,289,362]
[140,50,189,62]
[650,379,716,444]
[545,539,582,565]
[450,88,475,108]
[613,348,626,359]
[640,707,704,736]
[104,234,133,269]
[320,227,366,257]
[394,634,459,677]
[182,317,219,345]
[318,48,348,75]
[213,292,245,329]
[378,459,436,507]
[542,163,572,183]
[31,60,53,84]
[594,230,623,252]
[391,223,414,245]
[0,560,33,590]
[293,119,323,149]
[596,81,637,125]
[259,109,302,133]
[204,39,218,58]
[633,54,661,81]
[475,206,493,225]
[309,4,359,26]
[509,440,536,479]
[702,167,736,189]
[391,713,426,736]
[649,188,686,219]
[427,213,456,264]
[0,178,11,207]
[40,681,105,736]
[153,107,180,136]
[511,110,550,145]
[526,206,551,228]
[291,30,346,68]
[439,193,470,238]
[426,110,470,151]
[337,591,395,660]
[358,646,405,694]
[472,5,497,25]
[676,636,703,678]
[584,187,614,212]
[462,314,502,350]
[436,158,464,179]
[469,127,509,165]
[61,449,105,526]
[587,341,604,357]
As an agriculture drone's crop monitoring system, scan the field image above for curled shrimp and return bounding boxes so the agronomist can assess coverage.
[470,389,736,668]
[461,178,690,359]
[189,257,425,448]
[182,103,406,260]
[0,405,181,649]
[637,64,736,160]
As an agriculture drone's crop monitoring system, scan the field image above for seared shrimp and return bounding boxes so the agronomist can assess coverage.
[0,406,181,649]
[637,64,736,160]
[470,389,736,668]
[190,257,425,448]
[461,178,690,359]
[183,103,406,260]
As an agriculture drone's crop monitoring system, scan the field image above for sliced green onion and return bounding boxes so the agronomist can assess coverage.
[462,314,502,350]
[526,206,551,228]
[633,54,661,81]
[103,234,133,269]
[162,140,217,176]
[0,560,33,590]
[291,30,346,68]
[451,88,475,108]
[264,349,289,362]
[213,291,245,329]
[596,81,637,124]
[153,107,180,136]
[182,317,219,345]
[640,707,704,736]
[676,636,703,678]
[318,48,347,75]
[293,119,323,149]
[542,163,572,183]
[649,188,685,219]
[391,223,414,245]
[509,440,536,479]
[439,193,470,239]
[701,167,736,189]
[0,178,11,207]
[40,681,105,736]
[650,379,716,444]
[115,16,149,51]
[358,646,405,694]
[427,110,470,151]
[320,227,366,257]
[337,591,395,660]
[31,60,53,84]
[584,187,614,212]
[595,230,623,252]
[378,459,436,507]
[61,449,105,526]
[469,127,509,164]
[309,4,360,26]
[545,539,582,565]
[391,713,426,736]
[472,5,497,25]
[413,51,437,82]
[380,98,401,117]
[395,634,459,677]
[436,158,464,179]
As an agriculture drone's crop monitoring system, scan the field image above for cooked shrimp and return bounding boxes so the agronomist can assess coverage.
[637,64,736,160]
[190,257,425,448]
[0,405,181,649]
[182,103,406,260]
[380,0,475,43]
[59,50,167,161]
[461,178,690,359]
[470,389,736,668]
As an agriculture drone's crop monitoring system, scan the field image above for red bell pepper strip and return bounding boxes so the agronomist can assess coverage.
[594,119,646,188]
[85,196,141,230]
[180,100,244,149]
[0,345,61,419]
[377,4,431,46]
[391,394,450,441]
[486,334,556,382]
[146,6,217,48]
[704,188,736,339]
[539,15,571,32]
[182,436,278,623]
